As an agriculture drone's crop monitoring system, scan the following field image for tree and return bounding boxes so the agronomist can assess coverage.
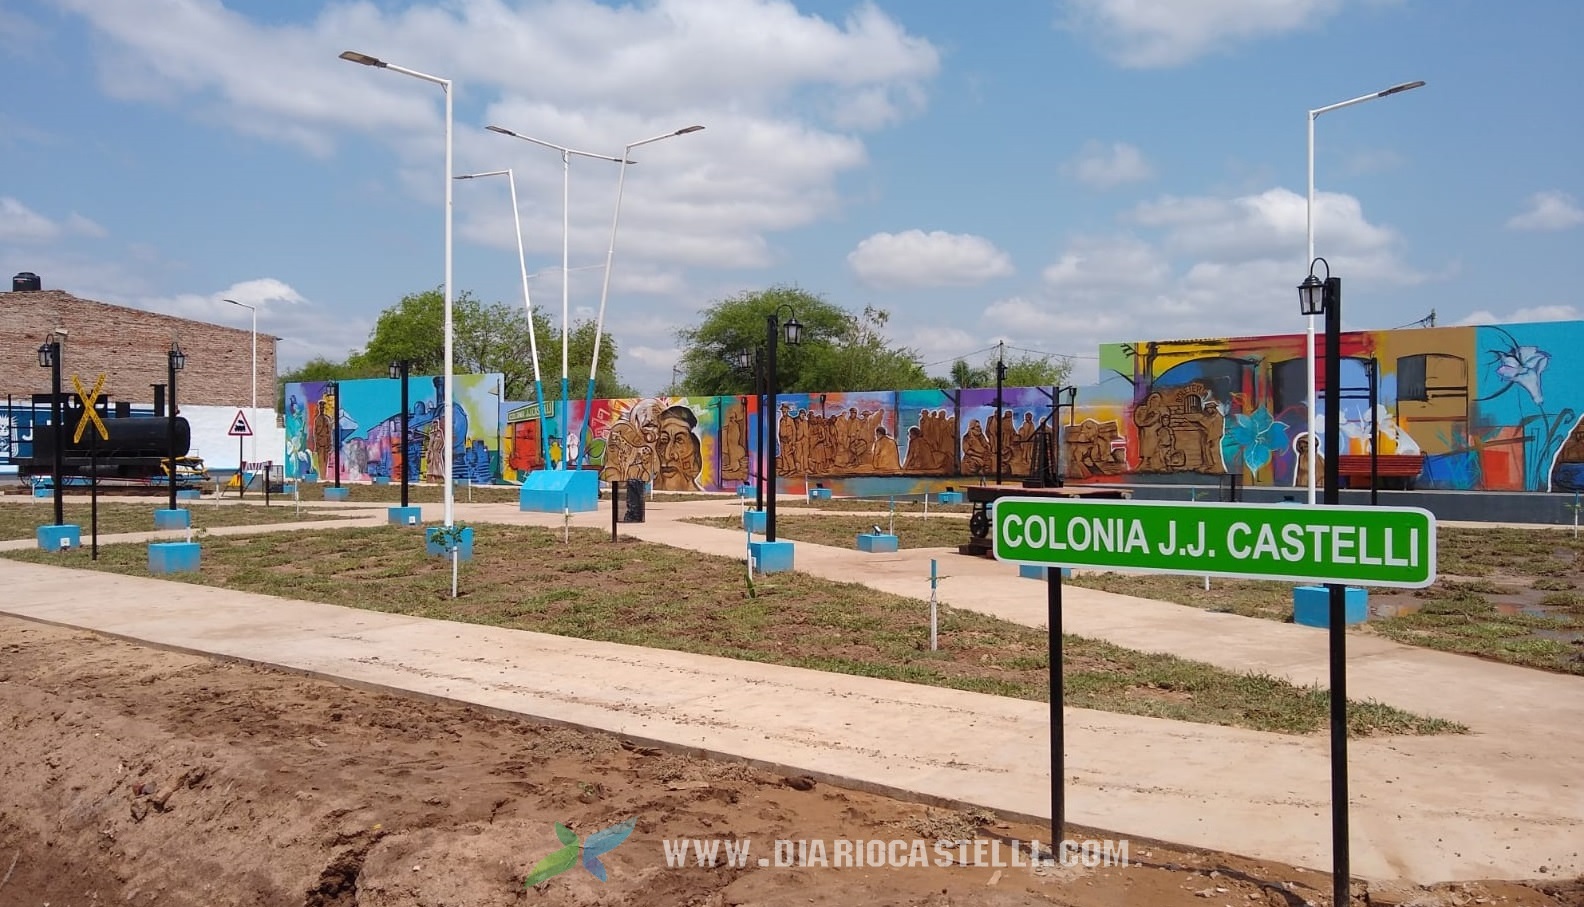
[799,305,931,392]
[931,348,1072,389]
[346,287,634,401]
[676,285,926,395]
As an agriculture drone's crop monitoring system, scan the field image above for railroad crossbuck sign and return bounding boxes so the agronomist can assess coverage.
[228,410,253,437]
[993,498,1437,588]
[71,374,109,443]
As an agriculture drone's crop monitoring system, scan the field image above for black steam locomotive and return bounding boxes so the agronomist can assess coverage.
[13,414,209,490]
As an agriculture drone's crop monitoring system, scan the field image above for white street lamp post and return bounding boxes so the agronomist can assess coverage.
[1304,79,1424,504]
[340,50,455,533]
[223,298,257,466]
[485,126,623,470]
[455,168,551,470]
[577,125,705,466]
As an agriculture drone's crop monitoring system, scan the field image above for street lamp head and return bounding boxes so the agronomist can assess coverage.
[783,317,803,346]
[733,349,753,372]
[484,125,518,138]
[1298,258,1331,316]
[169,342,186,371]
[674,125,705,135]
[37,341,54,369]
[1380,80,1426,98]
[339,50,386,67]
[389,361,404,380]
[1061,386,1077,405]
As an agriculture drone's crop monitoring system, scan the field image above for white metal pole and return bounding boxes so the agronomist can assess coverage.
[250,305,257,466]
[1306,111,1317,506]
[560,149,570,470]
[443,78,454,529]
[1304,80,1424,507]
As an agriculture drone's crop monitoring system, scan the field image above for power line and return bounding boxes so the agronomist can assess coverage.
[920,345,999,370]
[1006,345,1099,361]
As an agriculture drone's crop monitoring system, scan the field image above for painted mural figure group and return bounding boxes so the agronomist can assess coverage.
[600,399,707,492]
[960,411,1054,478]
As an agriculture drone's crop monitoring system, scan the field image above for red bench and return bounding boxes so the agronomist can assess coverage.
[1336,454,1423,489]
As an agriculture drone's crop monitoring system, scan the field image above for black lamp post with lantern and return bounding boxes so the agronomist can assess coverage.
[1298,256,1352,907]
[37,334,64,526]
[166,341,186,512]
[764,305,802,543]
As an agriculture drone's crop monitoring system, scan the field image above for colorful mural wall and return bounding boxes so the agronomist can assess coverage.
[282,319,1584,495]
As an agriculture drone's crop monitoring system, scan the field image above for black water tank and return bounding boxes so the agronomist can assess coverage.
[12,272,42,292]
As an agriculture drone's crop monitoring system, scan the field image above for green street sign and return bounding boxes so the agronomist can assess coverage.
[992,497,1437,588]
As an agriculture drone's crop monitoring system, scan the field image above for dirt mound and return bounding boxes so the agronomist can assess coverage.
[0,617,1575,907]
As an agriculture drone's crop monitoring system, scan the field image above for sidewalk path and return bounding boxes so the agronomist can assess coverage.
[2,495,1581,884]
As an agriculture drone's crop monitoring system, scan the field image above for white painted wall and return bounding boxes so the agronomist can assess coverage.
[181,404,285,471]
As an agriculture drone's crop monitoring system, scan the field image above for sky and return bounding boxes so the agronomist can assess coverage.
[3,0,1581,395]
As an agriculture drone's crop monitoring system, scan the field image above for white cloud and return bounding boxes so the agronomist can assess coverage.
[0,197,60,241]
[1506,191,1584,232]
[0,198,110,242]
[1065,141,1154,188]
[982,184,1425,357]
[847,230,1014,289]
[1457,305,1579,326]
[1060,0,1345,67]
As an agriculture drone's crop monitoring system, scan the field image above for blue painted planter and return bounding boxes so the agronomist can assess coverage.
[148,541,201,574]
[176,488,202,500]
[748,539,794,574]
[856,532,898,553]
[32,485,52,499]
[425,526,474,561]
[36,524,81,551]
[808,487,833,501]
[937,491,965,505]
[323,486,350,501]
[372,476,390,486]
[743,509,767,534]
[387,505,423,527]
[154,508,191,530]
[1293,585,1368,627]
[738,484,756,498]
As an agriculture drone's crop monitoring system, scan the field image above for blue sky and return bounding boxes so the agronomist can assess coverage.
[3,0,1581,395]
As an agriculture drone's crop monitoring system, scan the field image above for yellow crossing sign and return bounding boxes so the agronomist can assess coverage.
[72,373,109,444]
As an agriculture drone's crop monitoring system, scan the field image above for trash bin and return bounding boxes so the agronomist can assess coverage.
[623,478,646,523]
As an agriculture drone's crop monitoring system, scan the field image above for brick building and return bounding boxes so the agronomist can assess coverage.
[1,282,277,412]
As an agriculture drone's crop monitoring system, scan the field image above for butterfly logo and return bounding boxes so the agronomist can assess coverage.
[523,817,637,887]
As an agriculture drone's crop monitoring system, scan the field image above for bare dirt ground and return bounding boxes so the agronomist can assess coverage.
[2,617,1579,907]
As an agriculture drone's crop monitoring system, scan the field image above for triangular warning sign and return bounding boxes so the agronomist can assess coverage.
[228,410,254,436]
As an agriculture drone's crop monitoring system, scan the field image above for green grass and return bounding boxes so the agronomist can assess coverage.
[685,514,968,549]
[1,523,1463,738]
[777,497,974,514]
[1066,526,1584,676]
[0,499,346,540]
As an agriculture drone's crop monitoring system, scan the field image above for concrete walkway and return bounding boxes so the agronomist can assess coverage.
[1,494,1581,884]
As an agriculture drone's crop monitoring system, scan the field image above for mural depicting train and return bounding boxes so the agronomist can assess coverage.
[282,318,1584,497]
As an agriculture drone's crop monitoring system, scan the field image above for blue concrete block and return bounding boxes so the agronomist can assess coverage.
[32,485,52,499]
[177,488,202,500]
[1293,585,1369,627]
[738,484,756,498]
[154,508,191,530]
[748,539,794,574]
[856,532,898,553]
[36,524,80,551]
[323,486,350,501]
[809,487,832,501]
[519,469,600,513]
[304,472,319,483]
[148,541,201,574]
[387,505,423,527]
[426,526,475,561]
[937,491,964,505]
[373,476,390,485]
[743,509,767,534]
[1018,564,1073,580]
